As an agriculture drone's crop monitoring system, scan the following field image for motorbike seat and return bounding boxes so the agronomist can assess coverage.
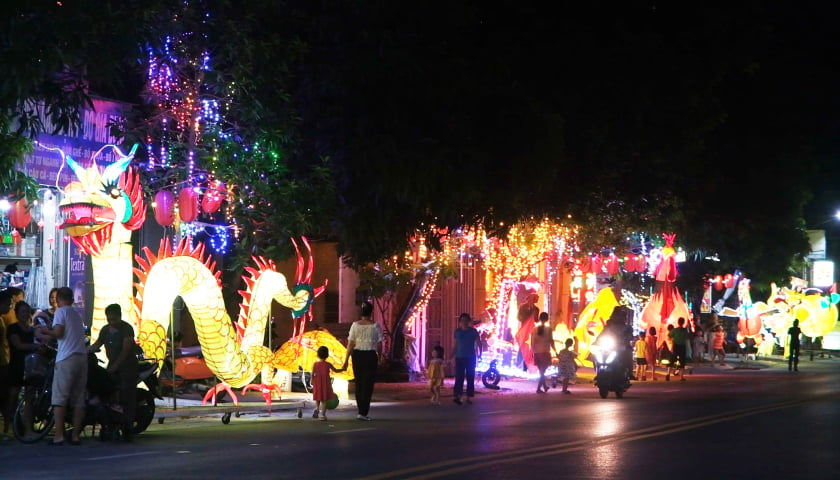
[174,345,203,358]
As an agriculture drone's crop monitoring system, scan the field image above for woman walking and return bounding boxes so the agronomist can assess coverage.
[343,301,383,421]
[531,312,557,393]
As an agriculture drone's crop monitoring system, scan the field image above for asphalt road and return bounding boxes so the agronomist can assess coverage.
[2,357,838,480]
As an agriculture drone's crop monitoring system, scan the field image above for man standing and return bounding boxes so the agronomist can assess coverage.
[453,313,481,405]
[37,287,87,445]
[89,304,138,441]
[788,319,802,372]
[667,317,689,382]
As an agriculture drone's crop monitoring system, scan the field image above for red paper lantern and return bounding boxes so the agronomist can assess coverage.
[713,275,724,291]
[635,255,647,272]
[724,274,735,289]
[8,199,32,229]
[154,190,176,226]
[201,191,223,214]
[590,255,602,274]
[624,255,636,272]
[607,255,619,275]
[178,188,199,223]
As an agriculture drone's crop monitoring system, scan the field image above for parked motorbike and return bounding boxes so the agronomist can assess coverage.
[591,334,631,399]
[159,345,217,395]
[13,350,161,443]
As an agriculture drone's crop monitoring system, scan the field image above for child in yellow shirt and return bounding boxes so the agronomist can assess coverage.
[426,345,445,404]
[634,331,648,381]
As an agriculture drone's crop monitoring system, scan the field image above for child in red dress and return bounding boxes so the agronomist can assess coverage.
[312,346,344,421]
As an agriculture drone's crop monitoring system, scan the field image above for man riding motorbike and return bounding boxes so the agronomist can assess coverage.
[595,307,634,381]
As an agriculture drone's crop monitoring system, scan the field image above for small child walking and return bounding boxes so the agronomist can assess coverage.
[426,345,445,404]
[634,331,648,381]
[312,346,344,421]
[556,338,578,394]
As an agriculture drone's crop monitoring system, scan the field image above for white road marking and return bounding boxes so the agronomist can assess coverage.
[478,410,510,416]
[82,451,159,461]
[324,428,376,435]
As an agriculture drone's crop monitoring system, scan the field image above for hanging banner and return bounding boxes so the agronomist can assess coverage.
[22,98,128,186]
[701,285,712,314]
[67,240,89,321]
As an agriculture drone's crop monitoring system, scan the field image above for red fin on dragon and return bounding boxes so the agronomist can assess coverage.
[56,144,327,405]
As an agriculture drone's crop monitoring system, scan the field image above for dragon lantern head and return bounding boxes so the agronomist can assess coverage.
[59,144,146,255]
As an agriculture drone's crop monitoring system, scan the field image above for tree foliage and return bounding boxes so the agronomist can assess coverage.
[1,0,167,198]
[287,1,815,283]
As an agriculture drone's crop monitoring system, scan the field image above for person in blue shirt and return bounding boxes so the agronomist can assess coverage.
[453,313,481,405]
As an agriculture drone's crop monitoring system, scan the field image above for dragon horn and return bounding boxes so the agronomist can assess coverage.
[101,145,137,185]
[66,155,87,182]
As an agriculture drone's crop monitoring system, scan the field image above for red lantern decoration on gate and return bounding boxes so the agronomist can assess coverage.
[606,254,619,275]
[713,275,724,291]
[8,199,32,229]
[590,255,602,274]
[178,188,199,223]
[624,255,635,272]
[154,190,176,227]
[635,255,647,273]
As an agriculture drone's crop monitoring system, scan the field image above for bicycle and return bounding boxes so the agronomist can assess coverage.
[12,352,56,444]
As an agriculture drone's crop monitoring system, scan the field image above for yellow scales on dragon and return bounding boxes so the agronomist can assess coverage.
[56,144,341,404]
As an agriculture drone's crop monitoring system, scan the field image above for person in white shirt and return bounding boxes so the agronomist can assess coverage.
[343,301,383,421]
[36,287,88,445]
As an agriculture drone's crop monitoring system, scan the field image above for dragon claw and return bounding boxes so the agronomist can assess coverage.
[241,383,282,407]
[202,382,239,406]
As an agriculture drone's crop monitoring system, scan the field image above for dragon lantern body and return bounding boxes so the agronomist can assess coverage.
[57,145,331,395]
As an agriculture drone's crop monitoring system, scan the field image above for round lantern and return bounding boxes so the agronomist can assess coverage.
[713,275,724,291]
[178,188,199,223]
[724,274,735,289]
[590,255,602,274]
[154,190,176,227]
[607,255,619,275]
[636,255,647,273]
[624,255,636,273]
[8,199,32,229]
[201,190,223,214]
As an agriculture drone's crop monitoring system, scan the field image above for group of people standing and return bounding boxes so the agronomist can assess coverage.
[1,286,139,445]
[1,287,57,441]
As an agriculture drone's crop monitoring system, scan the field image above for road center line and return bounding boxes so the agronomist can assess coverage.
[478,410,510,416]
[82,451,159,461]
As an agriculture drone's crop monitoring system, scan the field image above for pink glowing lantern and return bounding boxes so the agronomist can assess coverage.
[201,190,223,214]
[178,188,199,223]
[154,190,176,226]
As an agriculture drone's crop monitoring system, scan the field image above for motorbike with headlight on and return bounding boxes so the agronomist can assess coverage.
[591,334,631,399]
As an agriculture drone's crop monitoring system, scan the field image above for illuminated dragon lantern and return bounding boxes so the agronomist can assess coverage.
[58,145,338,402]
[639,233,691,344]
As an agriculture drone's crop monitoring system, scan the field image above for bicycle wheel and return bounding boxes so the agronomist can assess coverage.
[13,390,55,444]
